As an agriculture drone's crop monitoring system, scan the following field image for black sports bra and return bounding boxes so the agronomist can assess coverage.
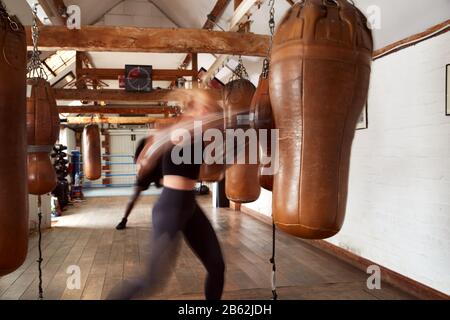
[161,140,202,180]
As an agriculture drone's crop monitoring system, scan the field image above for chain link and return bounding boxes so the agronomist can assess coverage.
[0,1,19,31]
[37,195,44,300]
[28,4,47,80]
[230,55,249,81]
[262,0,276,78]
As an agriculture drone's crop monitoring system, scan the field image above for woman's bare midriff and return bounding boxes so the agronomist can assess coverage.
[163,175,197,191]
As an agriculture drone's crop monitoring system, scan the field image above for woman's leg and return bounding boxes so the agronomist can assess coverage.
[183,203,225,300]
[108,189,194,300]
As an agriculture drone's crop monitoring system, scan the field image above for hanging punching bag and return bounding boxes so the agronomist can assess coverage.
[223,79,261,203]
[0,7,28,276]
[199,121,225,183]
[251,74,275,191]
[199,164,224,183]
[27,78,59,195]
[83,124,102,181]
[269,0,373,239]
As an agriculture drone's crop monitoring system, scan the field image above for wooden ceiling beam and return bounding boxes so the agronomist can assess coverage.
[179,0,232,69]
[53,88,222,102]
[25,26,269,56]
[201,0,264,83]
[64,116,178,125]
[57,106,178,115]
[78,68,198,81]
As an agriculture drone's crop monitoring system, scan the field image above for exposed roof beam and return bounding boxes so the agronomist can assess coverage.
[53,88,222,103]
[46,0,67,25]
[64,116,178,125]
[178,0,231,69]
[78,68,197,81]
[58,106,178,115]
[201,0,265,83]
[25,26,269,56]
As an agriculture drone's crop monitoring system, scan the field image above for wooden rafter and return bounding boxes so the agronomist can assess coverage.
[53,88,222,103]
[78,68,198,81]
[201,0,263,83]
[64,116,178,125]
[25,26,269,56]
[49,0,67,24]
[179,0,231,69]
[58,106,178,115]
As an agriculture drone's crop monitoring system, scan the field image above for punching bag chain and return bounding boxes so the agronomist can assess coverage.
[231,56,249,81]
[28,4,47,80]
[270,223,278,300]
[262,0,276,79]
[37,195,44,300]
[0,1,18,31]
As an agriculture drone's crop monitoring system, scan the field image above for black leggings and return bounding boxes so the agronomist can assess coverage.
[109,187,225,300]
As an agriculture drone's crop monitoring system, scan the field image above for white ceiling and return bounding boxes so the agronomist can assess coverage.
[4,0,449,50]
[3,0,449,86]
[148,0,450,49]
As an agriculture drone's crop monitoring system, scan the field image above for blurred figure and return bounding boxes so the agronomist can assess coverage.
[108,89,226,300]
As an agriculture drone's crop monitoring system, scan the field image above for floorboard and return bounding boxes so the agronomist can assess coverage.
[0,194,415,300]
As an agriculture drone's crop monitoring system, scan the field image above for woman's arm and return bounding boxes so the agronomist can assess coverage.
[136,89,225,182]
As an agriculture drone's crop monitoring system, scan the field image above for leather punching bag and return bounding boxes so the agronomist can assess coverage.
[223,79,261,203]
[199,163,224,183]
[27,78,59,195]
[83,124,102,181]
[270,0,373,239]
[199,122,225,183]
[251,74,275,191]
[0,9,28,276]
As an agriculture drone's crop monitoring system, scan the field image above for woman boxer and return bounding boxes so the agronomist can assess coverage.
[116,137,162,230]
[108,90,226,300]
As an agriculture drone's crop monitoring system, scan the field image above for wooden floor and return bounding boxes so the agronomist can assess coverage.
[0,194,415,300]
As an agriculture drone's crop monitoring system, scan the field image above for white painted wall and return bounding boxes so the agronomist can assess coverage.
[59,127,77,154]
[244,31,450,295]
[28,194,52,231]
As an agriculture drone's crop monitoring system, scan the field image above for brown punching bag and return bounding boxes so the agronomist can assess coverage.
[83,124,102,180]
[27,78,59,195]
[270,0,373,239]
[199,122,225,183]
[251,73,275,191]
[199,164,224,183]
[0,8,28,276]
[223,79,261,203]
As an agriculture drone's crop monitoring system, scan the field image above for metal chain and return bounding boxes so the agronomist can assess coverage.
[37,195,44,300]
[0,1,19,31]
[266,0,277,300]
[270,223,278,300]
[262,0,275,78]
[230,56,249,81]
[28,4,47,80]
